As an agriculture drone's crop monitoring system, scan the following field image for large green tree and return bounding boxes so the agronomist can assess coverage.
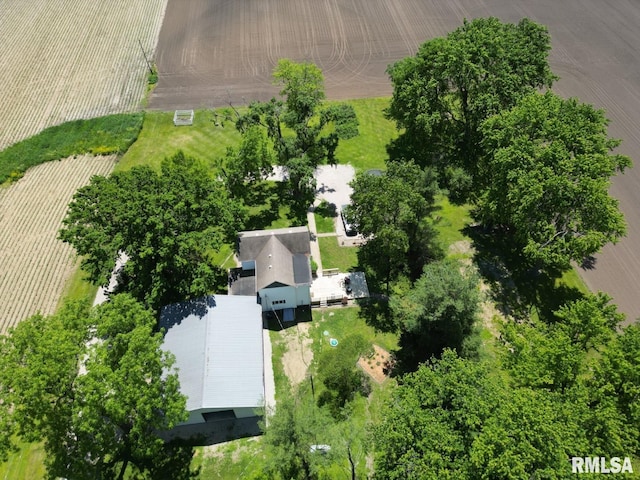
[386,17,555,200]
[588,324,640,454]
[236,59,359,222]
[218,124,274,201]
[348,160,440,292]
[479,92,631,271]
[373,351,500,480]
[391,259,481,367]
[500,293,623,392]
[0,295,193,479]
[261,389,336,480]
[59,151,243,311]
[373,350,599,480]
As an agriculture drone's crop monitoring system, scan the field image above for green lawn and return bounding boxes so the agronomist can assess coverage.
[310,306,397,355]
[57,259,100,308]
[314,213,335,234]
[0,441,46,480]
[318,237,358,272]
[195,438,266,480]
[334,98,397,172]
[556,267,590,295]
[431,195,472,252]
[115,109,242,172]
[313,200,338,234]
[117,98,396,174]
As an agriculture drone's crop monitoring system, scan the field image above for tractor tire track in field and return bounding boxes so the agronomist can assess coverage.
[0,155,117,334]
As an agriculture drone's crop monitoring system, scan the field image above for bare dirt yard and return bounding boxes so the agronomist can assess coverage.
[0,155,117,334]
[0,0,168,150]
[152,0,640,322]
[280,322,313,386]
[358,345,393,384]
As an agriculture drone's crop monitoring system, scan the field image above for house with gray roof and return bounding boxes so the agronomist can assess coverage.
[231,226,312,320]
[160,295,264,426]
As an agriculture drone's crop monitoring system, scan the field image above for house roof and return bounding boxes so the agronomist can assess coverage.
[160,295,264,412]
[238,226,311,261]
[237,226,312,290]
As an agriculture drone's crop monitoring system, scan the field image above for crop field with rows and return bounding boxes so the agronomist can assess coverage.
[0,0,167,150]
[0,155,117,334]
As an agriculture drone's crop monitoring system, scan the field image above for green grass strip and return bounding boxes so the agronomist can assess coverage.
[0,113,144,183]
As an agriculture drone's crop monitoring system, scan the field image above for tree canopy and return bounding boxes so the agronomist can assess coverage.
[391,259,481,368]
[372,349,633,479]
[500,292,623,392]
[478,92,631,270]
[348,160,440,292]
[59,151,243,311]
[386,17,555,200]
[0,295,193,479]
[236,59,359,222]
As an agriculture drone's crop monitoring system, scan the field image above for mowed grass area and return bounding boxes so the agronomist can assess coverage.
[195,438,266,479]
[116,98,396,173]
[318,237,358,272]
[313,200,338,234]
[431,195,473,252]
[311,306,397,355]
[314,213,335,233]
[0,441,46,479]
[334,98,397,172]
[116,110,242,171]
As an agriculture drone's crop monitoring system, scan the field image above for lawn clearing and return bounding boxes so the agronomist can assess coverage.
[333,98,397,172]
[0,0,167,150]
[314,198,338,234]
[314,213,336,234]
[118,98,395,174]
[431,195,473,251]
[311,307,397,356]
[197,438,266,480]
[318,237,358,272]
[116,109,242,171]
[0,441,46,479]
[0,155,117,334]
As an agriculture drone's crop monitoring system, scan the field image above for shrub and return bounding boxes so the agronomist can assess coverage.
[317,334,371,417]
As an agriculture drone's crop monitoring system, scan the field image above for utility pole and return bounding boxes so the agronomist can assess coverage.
[138,39,153,74]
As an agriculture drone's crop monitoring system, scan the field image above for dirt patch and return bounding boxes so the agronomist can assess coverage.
[281,322,313,386]
[358,345,393,384]
[449,240,474,257]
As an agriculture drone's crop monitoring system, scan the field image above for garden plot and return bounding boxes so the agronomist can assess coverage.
[0,155,117,334]
[0,0,168,150]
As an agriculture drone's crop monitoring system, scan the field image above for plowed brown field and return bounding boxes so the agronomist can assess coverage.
[150,0,640,322]
[0,155,117,334]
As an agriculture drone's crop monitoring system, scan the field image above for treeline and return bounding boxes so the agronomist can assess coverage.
[342,17,638,478]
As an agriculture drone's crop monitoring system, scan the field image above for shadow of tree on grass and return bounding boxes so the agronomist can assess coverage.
[464,224,585,323]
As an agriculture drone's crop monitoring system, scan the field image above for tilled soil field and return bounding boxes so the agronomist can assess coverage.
[0,155,117,334]
[150,0,640,322]
[0,0,168,150]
